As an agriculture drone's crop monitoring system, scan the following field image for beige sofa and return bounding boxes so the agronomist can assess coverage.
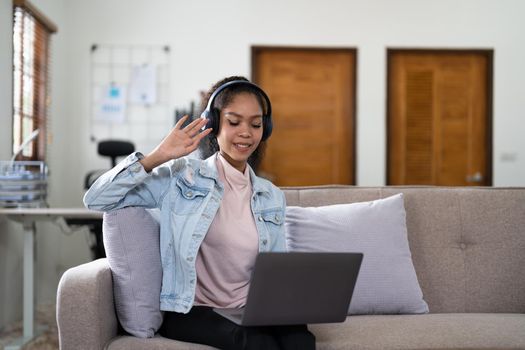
[57,186,525,349]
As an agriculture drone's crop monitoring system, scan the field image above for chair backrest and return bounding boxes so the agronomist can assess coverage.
[85,140,135,189]
[98,140,135,167]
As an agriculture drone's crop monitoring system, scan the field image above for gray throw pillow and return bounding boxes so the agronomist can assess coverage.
[103,207,163,338]
[285,193,429,315]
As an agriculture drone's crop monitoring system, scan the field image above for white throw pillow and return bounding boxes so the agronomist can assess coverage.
[103,207,163,337]
[285,193,429,315]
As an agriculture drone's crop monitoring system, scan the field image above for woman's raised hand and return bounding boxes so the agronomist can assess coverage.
[157,115,212,160]
[140,115,212,172]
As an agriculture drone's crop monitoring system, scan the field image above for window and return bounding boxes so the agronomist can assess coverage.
[12,0,56,161]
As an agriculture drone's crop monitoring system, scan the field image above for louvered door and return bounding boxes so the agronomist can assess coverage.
[387,50,492,186]
[253,47,356,186]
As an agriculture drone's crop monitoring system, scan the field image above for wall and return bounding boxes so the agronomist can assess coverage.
[1,0,524,328]
[0,0,11,161]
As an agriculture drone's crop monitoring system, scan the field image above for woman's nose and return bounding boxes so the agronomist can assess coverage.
[238,124,251,137]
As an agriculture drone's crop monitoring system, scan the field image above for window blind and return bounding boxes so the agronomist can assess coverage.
[12,0,56,161]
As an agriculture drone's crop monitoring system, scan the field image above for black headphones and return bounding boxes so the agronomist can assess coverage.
[200,80,273,141]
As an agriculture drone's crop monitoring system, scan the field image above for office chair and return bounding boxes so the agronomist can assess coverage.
[84,140,135,190]
[78,140,135,259]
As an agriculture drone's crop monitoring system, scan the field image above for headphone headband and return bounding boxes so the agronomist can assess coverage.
[201,80,273,140]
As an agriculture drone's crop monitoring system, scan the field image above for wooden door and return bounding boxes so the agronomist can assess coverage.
[252,47,356,186]
[387,50,492,186]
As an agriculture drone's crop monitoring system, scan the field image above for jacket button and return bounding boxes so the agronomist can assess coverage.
[186,191,193,197]
[187,256,194,262]
[262,239,268,245]
[258,216,263,221]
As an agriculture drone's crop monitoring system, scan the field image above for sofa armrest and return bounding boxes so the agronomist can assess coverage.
[57,258,118,350]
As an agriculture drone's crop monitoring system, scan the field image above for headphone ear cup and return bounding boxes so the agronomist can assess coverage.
[209,107,220,135]
[262,115,273,141]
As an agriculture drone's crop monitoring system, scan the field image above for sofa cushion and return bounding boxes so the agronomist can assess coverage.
[103,207,163,338]
[105,314,525,350]
[106,335,215,350]
[285,193,429,315]
[283,186,525,314]
[310,313,525,350]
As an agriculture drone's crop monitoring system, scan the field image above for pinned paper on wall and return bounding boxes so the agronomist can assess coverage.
[129,63,157,105]
[96,84,127,123]
[89,44,170,150]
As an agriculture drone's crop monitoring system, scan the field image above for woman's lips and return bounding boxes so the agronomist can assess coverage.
[234,143,252,152]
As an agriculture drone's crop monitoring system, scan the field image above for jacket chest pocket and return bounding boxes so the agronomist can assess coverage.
[172,179,209,215]
[259,209,284,236]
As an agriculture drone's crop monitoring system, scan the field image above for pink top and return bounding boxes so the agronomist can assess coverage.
[193,154,259,308]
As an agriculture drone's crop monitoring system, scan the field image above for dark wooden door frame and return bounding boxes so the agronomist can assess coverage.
[251,46,358,185]
[385,48,494,186]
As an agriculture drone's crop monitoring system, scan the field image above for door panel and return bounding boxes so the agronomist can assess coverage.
[252,47,356,186]
[388,50,492,186]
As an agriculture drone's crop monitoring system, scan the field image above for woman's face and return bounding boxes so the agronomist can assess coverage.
[217,92,264,172]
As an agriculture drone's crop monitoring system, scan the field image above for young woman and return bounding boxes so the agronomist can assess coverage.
[84,76,316,349]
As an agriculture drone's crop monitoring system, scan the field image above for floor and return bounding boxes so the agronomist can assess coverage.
[0,304,58,350]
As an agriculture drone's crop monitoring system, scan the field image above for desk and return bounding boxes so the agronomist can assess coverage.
[0,208,103,350]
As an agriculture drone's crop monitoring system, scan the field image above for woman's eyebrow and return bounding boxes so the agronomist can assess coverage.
[224,111,263,119]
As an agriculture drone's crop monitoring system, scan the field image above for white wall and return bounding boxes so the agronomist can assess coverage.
[0,0,12,161]
[1,0,525,328]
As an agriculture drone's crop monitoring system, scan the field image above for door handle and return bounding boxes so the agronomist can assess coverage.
[466,172,483,183]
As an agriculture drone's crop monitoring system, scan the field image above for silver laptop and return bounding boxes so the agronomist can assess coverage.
[213,252,363,326]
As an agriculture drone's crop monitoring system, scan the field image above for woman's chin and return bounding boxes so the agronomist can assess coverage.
[222,150,252,167]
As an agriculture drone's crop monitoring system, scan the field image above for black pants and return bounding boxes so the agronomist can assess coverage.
[159,306,316,350]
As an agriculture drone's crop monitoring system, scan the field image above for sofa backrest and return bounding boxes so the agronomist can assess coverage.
[282,186,525,314]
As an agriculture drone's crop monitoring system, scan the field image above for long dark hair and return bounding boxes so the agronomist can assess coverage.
[198,76,268,170]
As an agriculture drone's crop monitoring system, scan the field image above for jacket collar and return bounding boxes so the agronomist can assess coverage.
[199,154,219,180]
[199,152,270,195]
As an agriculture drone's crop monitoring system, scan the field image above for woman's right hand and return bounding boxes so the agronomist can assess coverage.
[139,115,212,172]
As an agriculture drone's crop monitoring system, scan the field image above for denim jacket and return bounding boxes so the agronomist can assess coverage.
[83,152,287,313]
